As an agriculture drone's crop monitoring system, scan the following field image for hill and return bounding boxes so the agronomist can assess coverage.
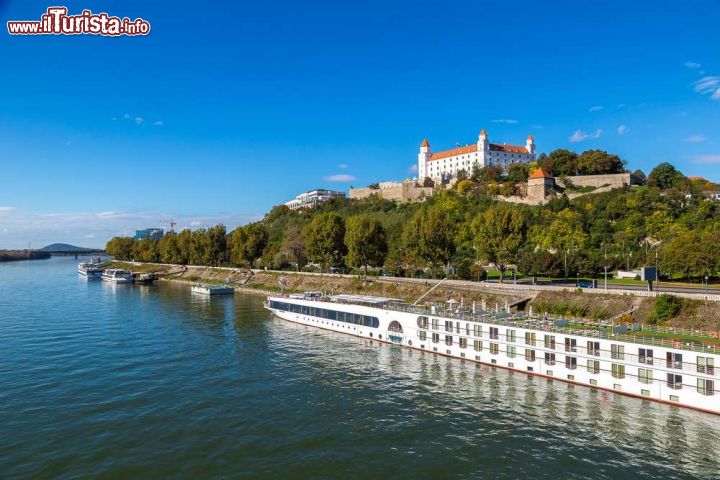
[38,243,102,253]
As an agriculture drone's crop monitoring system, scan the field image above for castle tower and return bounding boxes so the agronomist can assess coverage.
[526,134,536,155]
[477,129,489,167]
[527,167,554,204]
[418,138,431,178]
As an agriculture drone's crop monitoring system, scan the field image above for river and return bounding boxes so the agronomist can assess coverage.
[1,257,719,478]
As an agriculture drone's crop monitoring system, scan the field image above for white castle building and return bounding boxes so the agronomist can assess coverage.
[418,129,536,179]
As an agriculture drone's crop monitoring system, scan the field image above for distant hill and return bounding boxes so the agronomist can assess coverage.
[38,243,102,253]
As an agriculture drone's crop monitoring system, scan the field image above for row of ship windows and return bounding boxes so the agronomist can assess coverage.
[416,334,715,395]
[268,301,380,328]
[417,318,715,373]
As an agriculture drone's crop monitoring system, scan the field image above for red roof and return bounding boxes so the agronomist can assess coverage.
[421,138,430,148]
[528,167,552,179]
[480,129,487,136]
[527,134,534,142]
[489,143,528,154]
[430,144,477,160]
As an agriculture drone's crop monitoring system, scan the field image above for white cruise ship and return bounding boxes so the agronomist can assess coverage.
[265,292,720,415]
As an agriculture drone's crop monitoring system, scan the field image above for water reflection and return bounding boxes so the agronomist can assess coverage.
[268,318,720,479]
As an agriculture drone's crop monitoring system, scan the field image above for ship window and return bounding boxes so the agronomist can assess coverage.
[611,364,625,379]
[697,356,715,374]
[611,344,624,360]
[459,337,468,348]
[473,340,482,351]
[638,368,653,384]
[490,343,499,355]
[445,335,453,346]
[418,331,427,341]
[698,379,714,396]
[565,338,577,352]
[545,352,556,365]
[667,373,682,389]
[587,359,599,374]
[507,346,516,358]
[507,329,516,343]
[525,348,535,361]
[432,333,440,343]
[490,327,499,340]
[565,356,577,370]
[667,352,683,369]
[417,316,429,329]
[639,348,653,365]
[544,335,556,350]
[587,341,600,356]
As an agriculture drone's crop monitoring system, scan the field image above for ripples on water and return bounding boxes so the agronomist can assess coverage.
[1,258,719,479]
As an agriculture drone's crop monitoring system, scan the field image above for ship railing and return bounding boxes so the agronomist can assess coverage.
[376,303,720,355]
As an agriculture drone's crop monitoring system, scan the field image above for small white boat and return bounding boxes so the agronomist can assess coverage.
[102,269,134,284]
[78,262,103,278]
[191,283,234,295]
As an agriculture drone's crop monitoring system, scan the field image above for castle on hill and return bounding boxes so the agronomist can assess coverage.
[418,129,536,180]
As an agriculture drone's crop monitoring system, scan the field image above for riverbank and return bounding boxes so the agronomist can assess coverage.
[0,250,51,262]
[105,260,720,330]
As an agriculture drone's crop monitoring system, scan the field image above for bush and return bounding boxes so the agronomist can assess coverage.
[648,294,682,324]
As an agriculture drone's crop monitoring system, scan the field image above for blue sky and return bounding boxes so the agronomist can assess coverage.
[0,0,719,248]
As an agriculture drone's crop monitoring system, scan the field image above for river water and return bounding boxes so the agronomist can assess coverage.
[1,257,719,479]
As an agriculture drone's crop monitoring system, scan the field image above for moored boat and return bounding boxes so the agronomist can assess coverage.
[265,291,720,415]
[78,262,103,278]
[191,283,234,295]
[101,269,134,283]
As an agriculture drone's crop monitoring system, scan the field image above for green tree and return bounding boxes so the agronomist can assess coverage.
[507,163,530,183]
[530,209,588,278]
[540,149,578,176]
[132,238,159,263]
[205,224,228,266]
[648,162,685,189]
[281,223,307,271]
[576,150,625,175]
[105,237,135,260]
[175,229,192,265]
[418,204,457,275]
[158,232,182,264]
[230,222,269,268]
[344,215,388,275]
[304,212,346,270]
[472,205,526,282]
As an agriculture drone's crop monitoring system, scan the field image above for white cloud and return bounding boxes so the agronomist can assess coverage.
[338,164,348,170]
[153,120,164,126]
[409,164,418,173]
[190,221,202,227]
[696,155,720,164]
[617,103,626,108]
[491,119,518,124]
[685,135,706,143]
[694,76,720,100]
[123,113,131,120]
[0,206,15,212]
[324,174,356,182]
[83,234,95,239]
[531,125,543,129]
[588,105,604,112]
[617,125,628,135]
[684,61,702,69]
[135,117,144,125]
[569,129,603,142]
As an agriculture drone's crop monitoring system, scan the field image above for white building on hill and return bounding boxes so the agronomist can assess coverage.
[418,129,536,180]
[285,189,346,210]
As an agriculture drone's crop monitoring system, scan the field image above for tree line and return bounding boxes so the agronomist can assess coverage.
[106,159,720,282]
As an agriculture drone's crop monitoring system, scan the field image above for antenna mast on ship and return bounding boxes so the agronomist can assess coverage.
[412,277,448,306]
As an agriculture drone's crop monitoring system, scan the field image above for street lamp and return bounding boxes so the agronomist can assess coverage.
[705,275,709,292]
[576,272,580,287]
